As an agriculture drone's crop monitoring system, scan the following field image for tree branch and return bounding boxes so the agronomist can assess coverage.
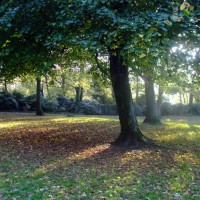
[94,51,109,78]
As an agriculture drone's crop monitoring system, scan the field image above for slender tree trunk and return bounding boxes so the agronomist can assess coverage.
[4,79,8,93]
[143,77,161,124]
[41,85,44,98]
[157,86,164,118]
[183,93,187,104]
[61,73,66,96]
[75,86,83,104]
[188,93,193,113]
[45,75,51,99]
[109,49,146,146]
[36,77,44,116]
[179,91,183,104]
[136,76,139,104]
[75,86,80,104]
[185,93,189,104]
[80,87,83,102]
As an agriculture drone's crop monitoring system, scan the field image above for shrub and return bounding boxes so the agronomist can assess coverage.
[75,100,102,115]
[189,103,200,115]
[57,96,75,112]
[161,102,173,116]
[42,99,59,112]
[0,92,19,110]
[134,104,144,116]
[100,104,117,115]
[172,103,189,115]
[24,94,37,111]
[12,91,29,111]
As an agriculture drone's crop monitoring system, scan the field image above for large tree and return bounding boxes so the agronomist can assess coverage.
[1,0,198,146]
[56,0,196,146]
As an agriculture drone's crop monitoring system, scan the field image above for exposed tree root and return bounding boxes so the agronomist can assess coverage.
[143,117,162,125]
[36,112,44,116]
[111,131,156,148]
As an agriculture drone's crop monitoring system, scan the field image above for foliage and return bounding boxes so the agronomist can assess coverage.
[161,102,200,116]
[161,102,174,115]
[75,100,102,115]
[0,91,118,115]
[189,103,200,115]
[0,0,199,146]
[134,104,145,116]
[42,99,59,113]
[0,114,199,199]
[0,92,19,110]
[57,96,75,112]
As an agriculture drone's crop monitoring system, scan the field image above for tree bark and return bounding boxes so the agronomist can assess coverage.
[61,73,66,96]
[136,76,139,104]
[188,93,193,113]
[80,87,83,102]
[45,75,51,99]
[109,49,146,146]
[183,93,187,104]
[4,79,8,93]
[75,86,80,104]
[157,85,163,118]
[143,77,161,124]
[179,91,183,104]
[36,77,44,116]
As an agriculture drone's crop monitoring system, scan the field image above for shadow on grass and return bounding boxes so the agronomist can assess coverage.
[0,114,199,199]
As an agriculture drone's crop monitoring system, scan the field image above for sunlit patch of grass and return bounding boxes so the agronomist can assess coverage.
[0,122,26,129]
[51,116,118,123]
[168,123,190,128]
[174,152,200,165]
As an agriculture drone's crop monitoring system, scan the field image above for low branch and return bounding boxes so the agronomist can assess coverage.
[94,51,109,77]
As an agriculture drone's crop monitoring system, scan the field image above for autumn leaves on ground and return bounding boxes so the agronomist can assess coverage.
[0,113,199,200]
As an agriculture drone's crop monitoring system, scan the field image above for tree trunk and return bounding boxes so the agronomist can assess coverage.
[188,93,193,113]
[157,85,163,118]
[80,87,83,102]
[61,73,66,96]
[45,75,51,99]
[136,76,139,104]
[109,49,146,146]
[143,77,161,124]
[36,77,44,116]
[75,86,83,104]
[75,86,80,104]
[4,79,8,93]
[179,91,183,104]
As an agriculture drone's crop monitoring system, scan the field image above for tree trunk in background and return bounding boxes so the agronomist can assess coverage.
[179,91,183,104]
[45,75,51,99]
[80,87,83,102]
[136,76,139,104]
[109,49,146,146]
[41,85,44,97]
[143,77,161,124]
[4,79,8,93]
[157,86,163,118]
[183,93,187,104]
[36,77,44,116]
[75,86,83,104]
[189,93,194,113]
[61,73,66,95]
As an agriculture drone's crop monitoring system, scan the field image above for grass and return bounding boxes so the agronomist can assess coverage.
[0,113,199,200]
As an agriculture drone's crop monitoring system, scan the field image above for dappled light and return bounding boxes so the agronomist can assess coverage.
[0,113,199,199]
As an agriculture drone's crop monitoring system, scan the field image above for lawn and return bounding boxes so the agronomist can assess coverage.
[0,113,199,200]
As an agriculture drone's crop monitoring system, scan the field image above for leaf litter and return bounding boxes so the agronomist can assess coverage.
[0,113,199,199]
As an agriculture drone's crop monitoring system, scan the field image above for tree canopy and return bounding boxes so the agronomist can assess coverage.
[0,0,199,146]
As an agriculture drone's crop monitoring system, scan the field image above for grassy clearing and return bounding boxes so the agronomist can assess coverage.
[0,113,199,200]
